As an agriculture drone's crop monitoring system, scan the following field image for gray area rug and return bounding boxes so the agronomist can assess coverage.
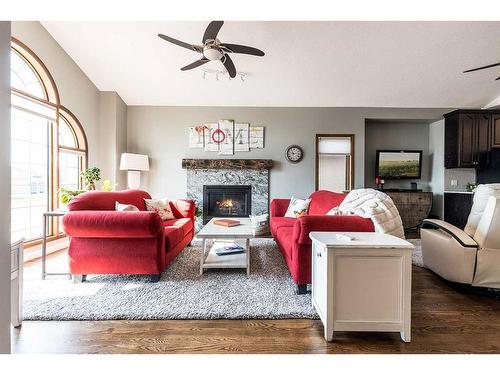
[24,238,424,321]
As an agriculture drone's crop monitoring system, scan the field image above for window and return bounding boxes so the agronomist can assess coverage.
[10,38,87,244]
[315,135,354,192]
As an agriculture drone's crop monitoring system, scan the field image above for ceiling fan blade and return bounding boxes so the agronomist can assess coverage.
[158,34,201,52]
[463,62,500,73]
[203,21,224,43]
[221,43,265,56]
[181,58,209,71]
[221,54,236,78]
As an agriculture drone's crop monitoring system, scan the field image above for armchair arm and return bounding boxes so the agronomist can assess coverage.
[169,199,195,221]
[270,199,291,217]
[293,215,375,245]
[62,211,164,238]
[422,219,478,248]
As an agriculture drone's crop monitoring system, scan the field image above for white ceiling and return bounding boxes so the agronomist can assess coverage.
[41,21,500,107]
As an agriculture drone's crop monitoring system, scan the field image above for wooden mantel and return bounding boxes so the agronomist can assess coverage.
[181,159,273,170]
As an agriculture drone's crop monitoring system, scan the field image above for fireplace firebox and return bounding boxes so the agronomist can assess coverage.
[203,185,252,224]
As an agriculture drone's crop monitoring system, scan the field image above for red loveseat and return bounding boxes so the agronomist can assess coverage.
[62,189,195,282]
[270,190,375,293]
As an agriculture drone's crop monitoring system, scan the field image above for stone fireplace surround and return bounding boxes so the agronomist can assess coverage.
[182,159,273,230]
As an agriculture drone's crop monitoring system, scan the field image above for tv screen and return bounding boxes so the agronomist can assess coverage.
[376,150,422,180]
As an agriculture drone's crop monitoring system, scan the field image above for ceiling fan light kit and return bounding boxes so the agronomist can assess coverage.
[158,21,264,78]
[201,69,248,81]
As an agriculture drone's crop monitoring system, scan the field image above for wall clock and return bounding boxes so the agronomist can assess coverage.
[285,145,304,163]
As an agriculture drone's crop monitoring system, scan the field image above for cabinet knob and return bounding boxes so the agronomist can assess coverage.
[317,251,322,258]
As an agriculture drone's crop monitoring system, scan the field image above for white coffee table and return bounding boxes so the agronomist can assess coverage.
[197,218,254,275]
[309,231,414,342]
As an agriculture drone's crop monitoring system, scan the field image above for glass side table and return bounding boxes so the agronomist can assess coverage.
[42,210,71,280]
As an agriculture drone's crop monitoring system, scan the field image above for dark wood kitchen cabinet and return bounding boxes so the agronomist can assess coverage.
[492,113,500,148]
[445,110,492,168]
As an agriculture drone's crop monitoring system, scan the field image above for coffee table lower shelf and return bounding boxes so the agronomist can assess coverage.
[200,239,250,275]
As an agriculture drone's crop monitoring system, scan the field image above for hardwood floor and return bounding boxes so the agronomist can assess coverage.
[11,252,500,354]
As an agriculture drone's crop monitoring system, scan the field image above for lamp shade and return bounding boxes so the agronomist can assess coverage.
[120,153,149,171]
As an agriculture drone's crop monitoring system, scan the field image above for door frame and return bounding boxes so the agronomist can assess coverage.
[315,134,355,191]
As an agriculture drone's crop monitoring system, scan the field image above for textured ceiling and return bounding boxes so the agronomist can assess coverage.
[42,21,500,107]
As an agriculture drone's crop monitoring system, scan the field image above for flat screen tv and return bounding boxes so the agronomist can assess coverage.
[375,150,422,180]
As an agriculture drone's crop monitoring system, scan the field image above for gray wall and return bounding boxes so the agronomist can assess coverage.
[0,21,11,354]
[127,106,447,200]
[98,92,128,189]
[364,120,431,190]
[115,94,128,189]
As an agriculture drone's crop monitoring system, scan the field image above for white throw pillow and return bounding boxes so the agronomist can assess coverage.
[464,184,500,236]
[144,198,175,220]
[284,197,311,218]
[115,202,139,212]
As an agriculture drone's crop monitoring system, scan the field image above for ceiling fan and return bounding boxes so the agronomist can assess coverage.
[158,21,265,78]
[463,61,500,81]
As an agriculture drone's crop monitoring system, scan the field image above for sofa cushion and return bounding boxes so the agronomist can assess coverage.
[465,184,500,236]
[68,189,151,211]
[270,217,296,236]
[163,227,184,251]
[164,218,194,238]
[308,190,347,215]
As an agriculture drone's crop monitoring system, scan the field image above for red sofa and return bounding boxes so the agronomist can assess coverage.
[62,189,195,281]
[270,190,375,293]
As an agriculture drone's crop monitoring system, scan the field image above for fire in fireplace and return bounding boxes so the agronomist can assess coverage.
[203,185,252,224]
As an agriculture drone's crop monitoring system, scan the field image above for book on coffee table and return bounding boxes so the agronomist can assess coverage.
[213,219,240,227]
[215,244,246,256]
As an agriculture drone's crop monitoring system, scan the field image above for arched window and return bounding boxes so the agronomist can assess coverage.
[10,38,88,244]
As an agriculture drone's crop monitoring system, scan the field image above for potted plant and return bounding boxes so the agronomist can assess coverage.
[59,186,86,205]
[81,167,101,190]
[465,182,477,193]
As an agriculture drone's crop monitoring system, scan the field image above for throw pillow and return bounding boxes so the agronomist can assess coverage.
[144,198,175,220]
[115,202,139,212]
[284,197,311,218]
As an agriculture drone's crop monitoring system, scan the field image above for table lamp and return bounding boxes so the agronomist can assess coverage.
[120,153,149,189]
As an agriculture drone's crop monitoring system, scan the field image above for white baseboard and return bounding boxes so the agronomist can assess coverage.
[24,237,69,263]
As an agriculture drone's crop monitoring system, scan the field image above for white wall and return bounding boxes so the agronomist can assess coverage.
[12,22,101,167]
[127,106,447,200]
[0,21,11,354]
[429,120,445,218]
[98,91,128,189]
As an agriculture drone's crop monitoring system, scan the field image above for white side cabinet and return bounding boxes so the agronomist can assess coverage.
[11,238,24,328]
[310,232,413,342]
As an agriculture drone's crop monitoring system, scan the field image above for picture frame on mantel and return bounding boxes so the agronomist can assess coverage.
[203,123,219,152]
[250,126,264,149]
[188,125,205,148]
[190,121,265,152]
[234,123,250,152]
[218,119,235,155]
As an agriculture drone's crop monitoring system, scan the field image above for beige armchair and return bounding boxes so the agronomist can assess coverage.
[421,196,500,288]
